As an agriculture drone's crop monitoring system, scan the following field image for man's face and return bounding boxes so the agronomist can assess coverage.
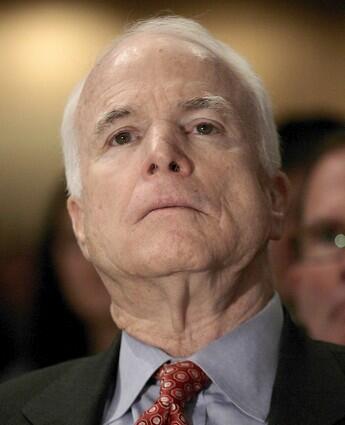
[69,35,285,280]
[301,147,345,264]
[289,147,345,343]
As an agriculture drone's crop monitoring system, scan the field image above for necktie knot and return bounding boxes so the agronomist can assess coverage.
[135,361,210,425]
[157,361,209,406]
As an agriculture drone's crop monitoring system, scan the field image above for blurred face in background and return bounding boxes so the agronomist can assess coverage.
[288,146,345,344]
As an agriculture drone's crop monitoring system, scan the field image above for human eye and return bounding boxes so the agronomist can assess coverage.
[108,130,135,146]
[314,225,341,246]
[301,223,345,262]
[319,229,337,244]
[184,117,224,137]
[316,227,345,249]
[194,121,220,136]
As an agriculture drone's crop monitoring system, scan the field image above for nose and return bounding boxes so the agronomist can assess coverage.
[141,122,194,179]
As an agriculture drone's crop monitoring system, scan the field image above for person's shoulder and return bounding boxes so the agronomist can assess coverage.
[311,338,345,374]
[0,351,106,423]
[0,357,83,415]
[289,314,345,374]
[0,337,120,425]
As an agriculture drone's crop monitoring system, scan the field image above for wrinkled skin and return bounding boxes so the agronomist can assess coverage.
[68,35,288,355]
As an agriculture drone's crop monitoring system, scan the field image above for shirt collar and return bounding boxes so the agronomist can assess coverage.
[104,292,283,423]
[104,331,171,422]
[190,292,283,421]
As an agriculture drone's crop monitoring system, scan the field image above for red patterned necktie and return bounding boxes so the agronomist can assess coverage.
[134,361,210,425]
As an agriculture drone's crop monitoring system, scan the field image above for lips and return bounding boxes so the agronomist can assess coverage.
[142,199,200,219]
[134,195,204,223]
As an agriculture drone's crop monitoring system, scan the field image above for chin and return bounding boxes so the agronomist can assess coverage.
[128,236,215,277]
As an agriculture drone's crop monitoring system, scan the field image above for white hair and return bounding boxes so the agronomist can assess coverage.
[61,16,281,197]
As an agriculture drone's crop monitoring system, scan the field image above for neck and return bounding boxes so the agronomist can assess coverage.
[106,252,274,356]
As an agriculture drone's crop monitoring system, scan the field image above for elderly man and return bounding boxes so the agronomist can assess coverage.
[1,16,345,425]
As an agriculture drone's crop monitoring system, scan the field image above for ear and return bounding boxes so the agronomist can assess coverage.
[67,196,90,260]
[267,170,290,240]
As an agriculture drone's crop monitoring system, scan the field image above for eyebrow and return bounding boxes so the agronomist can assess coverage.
[303,219,344,235]
[94,96,234,136]
[179,96,234,114]
[95,107,131,136]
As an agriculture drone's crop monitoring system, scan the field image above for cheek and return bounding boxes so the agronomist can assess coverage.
[84,169,132,227]
[299,264,339,289]
[219,168,269,226]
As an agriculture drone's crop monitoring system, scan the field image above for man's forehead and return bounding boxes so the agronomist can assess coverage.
[79,34,221,102]
[304,149,345,221]
[77,36,236,117]
[75,32,256,147]
[102,33,214,69]
[310,149,345,188]
[111,34,213,65]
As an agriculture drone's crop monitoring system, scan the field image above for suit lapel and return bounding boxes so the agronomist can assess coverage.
[21,337,120,425]
[268,312,345,425]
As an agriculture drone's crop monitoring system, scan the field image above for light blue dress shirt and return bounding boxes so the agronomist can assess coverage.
[103,293,283,425]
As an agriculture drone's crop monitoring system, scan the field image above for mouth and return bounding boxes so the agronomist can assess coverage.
[145,205,198,217]
[141,201,202,221]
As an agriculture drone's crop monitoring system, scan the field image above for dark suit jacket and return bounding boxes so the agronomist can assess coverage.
[1,314,345,425]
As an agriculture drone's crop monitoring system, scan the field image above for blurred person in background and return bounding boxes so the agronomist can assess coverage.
[30,180,118,368]
[270,118,344,306]
[287,131,345,344]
